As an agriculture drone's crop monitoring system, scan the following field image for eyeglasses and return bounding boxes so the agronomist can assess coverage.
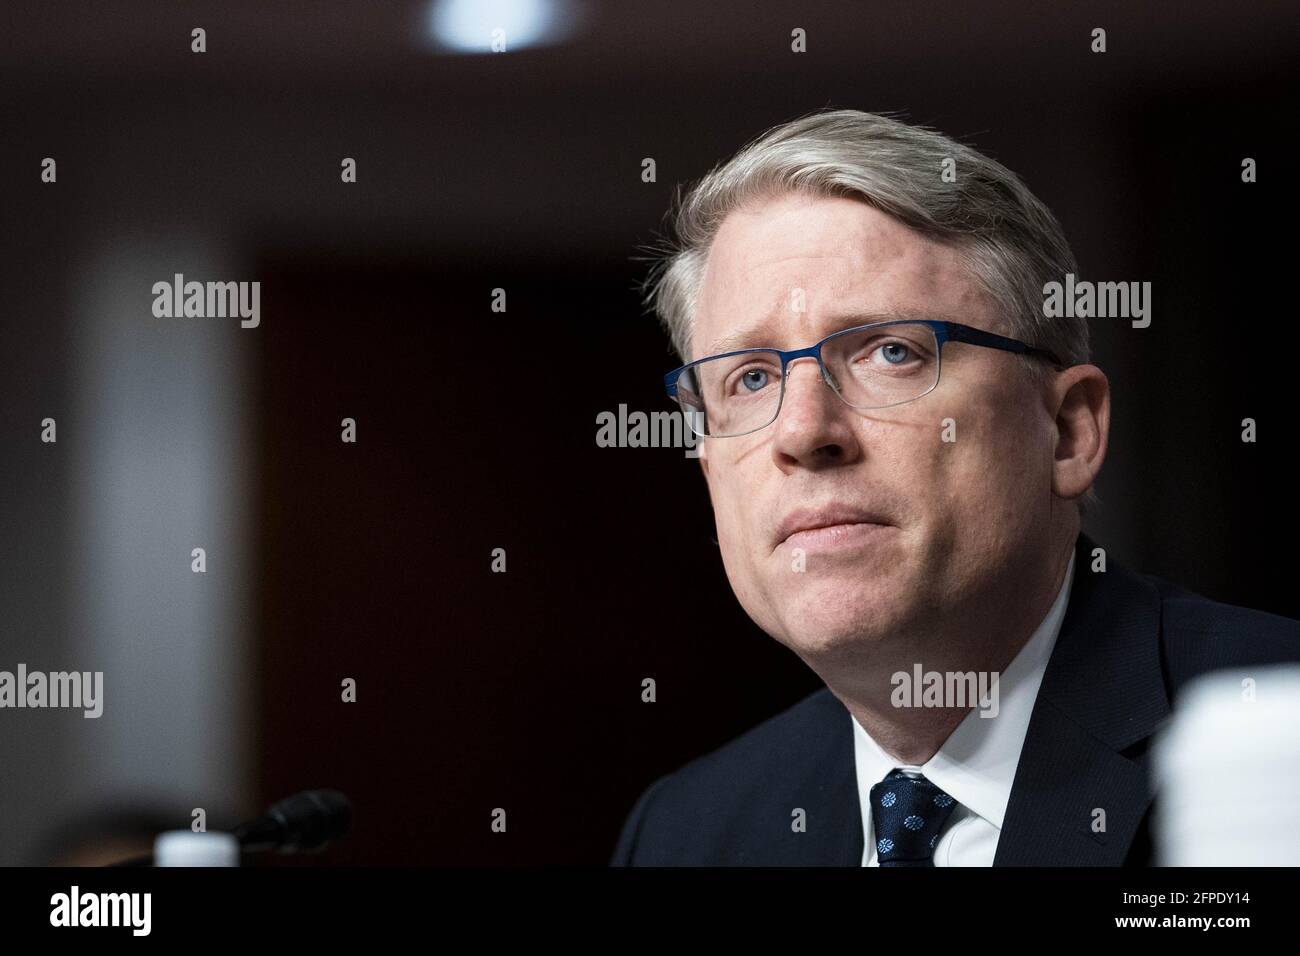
[663,319,1064,439]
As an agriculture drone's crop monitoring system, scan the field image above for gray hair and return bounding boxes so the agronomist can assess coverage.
[639,108,1099,518]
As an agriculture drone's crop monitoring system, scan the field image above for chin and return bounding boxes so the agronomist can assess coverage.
[770,578,899,656]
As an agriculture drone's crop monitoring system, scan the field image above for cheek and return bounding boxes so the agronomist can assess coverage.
[925,389,1047,522]
[711,471,755,559]
[703,459,735,536]
[706,465,770,600]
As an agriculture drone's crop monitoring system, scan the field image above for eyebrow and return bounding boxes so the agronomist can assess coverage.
[702,310,936,357]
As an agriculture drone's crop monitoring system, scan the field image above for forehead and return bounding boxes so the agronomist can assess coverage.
[693,191,994,356]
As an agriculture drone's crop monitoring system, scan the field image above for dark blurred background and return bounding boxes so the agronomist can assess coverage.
[1,0,1296,865]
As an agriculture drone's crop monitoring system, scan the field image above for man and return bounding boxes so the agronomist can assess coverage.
[610,109,1300,866]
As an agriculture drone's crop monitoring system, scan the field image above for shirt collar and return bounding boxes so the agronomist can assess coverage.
[852,548,1076,831]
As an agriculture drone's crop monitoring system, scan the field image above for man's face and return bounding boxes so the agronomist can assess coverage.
[692,191,1056,658]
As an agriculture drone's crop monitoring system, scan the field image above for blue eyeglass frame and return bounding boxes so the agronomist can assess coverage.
[664,319,1064,405]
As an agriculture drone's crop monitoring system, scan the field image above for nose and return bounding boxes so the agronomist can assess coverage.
[769,356,863,472]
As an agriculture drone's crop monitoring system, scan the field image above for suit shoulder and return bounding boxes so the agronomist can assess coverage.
[656,685,845,793]
[609,686,846,864]
[1147,572,1300,689]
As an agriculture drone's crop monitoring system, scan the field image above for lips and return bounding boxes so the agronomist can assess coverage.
[774,505,892,549]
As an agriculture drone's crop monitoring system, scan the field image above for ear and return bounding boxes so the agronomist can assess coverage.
[1050,364,1110,502]
[697,435,710,481]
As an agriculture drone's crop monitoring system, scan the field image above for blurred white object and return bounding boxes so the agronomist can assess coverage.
[1153,664,1300,865]
[153,831,239,867]
[426,0,585,53]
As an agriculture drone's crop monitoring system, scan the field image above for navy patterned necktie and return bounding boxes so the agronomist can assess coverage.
[870,768,959,866]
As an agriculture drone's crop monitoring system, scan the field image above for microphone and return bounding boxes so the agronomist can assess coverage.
[232,789,353,854]
[106,789,352,866]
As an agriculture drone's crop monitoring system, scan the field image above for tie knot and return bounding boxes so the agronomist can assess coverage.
[869,769,959,866]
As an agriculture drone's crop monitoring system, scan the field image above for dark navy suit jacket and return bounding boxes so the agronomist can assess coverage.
[610,531,1300,865]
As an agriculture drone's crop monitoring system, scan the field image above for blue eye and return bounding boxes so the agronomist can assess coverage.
[880,342,911,364]
[740,368,770,392]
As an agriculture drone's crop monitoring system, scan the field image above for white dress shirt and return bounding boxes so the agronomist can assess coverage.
[853,549,1076,865]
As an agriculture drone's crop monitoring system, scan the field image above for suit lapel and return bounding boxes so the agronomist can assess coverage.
[764,688,864,866]
[994,532,1170,865]
[807,727,865,866]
